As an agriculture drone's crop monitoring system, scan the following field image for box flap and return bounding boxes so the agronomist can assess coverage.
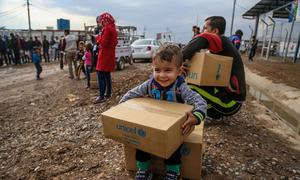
[102,98,193,131]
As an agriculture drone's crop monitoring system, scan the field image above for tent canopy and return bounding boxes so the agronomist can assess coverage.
[243,0,291,19]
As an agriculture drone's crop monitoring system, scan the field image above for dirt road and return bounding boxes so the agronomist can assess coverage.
[0,62,299,179]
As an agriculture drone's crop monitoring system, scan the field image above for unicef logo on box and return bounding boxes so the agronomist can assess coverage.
[116,124,146,137]
[180,144,191,156]
[137,129,146,137]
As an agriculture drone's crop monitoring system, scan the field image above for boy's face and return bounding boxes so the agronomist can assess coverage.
[152,59,180,88]
[79,44,84,50]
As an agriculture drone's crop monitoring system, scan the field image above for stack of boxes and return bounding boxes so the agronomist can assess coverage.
[101,52,233,179]
[101,98,204,179]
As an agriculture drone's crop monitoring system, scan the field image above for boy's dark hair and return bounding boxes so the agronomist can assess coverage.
[205,16,226,35]
[152,44,183,68]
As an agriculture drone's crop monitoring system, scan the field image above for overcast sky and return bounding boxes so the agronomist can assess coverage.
[0,0,299,43]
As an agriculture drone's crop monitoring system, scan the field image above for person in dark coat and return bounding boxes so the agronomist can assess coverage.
[4,36,13,65]
[59,36,65,70]
[94,12,118,103]
[182,16,246,121]
[0,35,9,66]
[27,37,35,62]
[34,36,42,48]
[42,35,50,62]
[10,33,21,65]
[248,35,258,61]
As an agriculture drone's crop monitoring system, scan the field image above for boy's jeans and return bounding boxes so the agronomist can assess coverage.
[34,63,42,78]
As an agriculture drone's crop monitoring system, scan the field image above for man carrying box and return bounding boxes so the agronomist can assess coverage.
[182,16,246,121]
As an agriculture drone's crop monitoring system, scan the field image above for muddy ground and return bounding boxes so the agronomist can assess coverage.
[244,56,300,89]
[0,59,300,180]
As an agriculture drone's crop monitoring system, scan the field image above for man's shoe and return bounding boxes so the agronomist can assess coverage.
[94,96,105,104]
[205,116,226,125]
[105,94,112,99]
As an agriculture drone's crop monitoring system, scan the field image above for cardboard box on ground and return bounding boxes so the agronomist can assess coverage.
[101,98,193,159]
[186,52,233,87]
[124,124,204,180]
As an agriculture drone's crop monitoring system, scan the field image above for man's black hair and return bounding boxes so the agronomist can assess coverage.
[64,29,70,34]
[205,16,226,35]
[235,29,243,36]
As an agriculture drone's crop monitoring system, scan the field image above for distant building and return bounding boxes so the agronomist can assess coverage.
[57,18,70,30]
[156,31,175,43]
[46,26,54,30]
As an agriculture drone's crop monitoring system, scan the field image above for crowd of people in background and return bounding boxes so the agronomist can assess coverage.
[0,33,64,66]
[0,30,97,87]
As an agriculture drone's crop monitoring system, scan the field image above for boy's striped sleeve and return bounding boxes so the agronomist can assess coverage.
[193,111,205,125]
[180,83,207,125]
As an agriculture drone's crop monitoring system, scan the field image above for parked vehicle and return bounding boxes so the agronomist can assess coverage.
[115,45,133,70]
[115,26,138,70]
[85,25,137,70]
[131,39,161,62]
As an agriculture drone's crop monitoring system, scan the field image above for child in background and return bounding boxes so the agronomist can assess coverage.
[75,41,86,80]
[119,44,207,180]
[83,43,93,89]
[32,47,43,80]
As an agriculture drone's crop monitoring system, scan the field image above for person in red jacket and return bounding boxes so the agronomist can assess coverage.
[94,12,118,103]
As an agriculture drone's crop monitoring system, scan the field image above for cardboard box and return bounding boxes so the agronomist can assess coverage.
[124,123,204,180]
[101,98,193,159]
[186,52,233,87]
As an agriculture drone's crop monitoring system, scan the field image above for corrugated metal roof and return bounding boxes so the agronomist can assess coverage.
[243,0,291,19]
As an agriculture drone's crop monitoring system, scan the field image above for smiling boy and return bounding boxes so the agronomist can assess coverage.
[120,44,207,180]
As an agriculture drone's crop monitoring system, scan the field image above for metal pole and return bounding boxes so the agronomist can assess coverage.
[293,32,300,63]
[253,15,259,37]
[284,16,295,61]
[260,19,269,57]
[84,23,87,41]
[282,29,289,57]
[279,22,284,43]
[230,0,236,35]
[26,0,32,38]
[248,25,253,37]
[266,16,275,60]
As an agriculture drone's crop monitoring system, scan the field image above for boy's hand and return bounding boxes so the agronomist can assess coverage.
[182,112,197,136]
